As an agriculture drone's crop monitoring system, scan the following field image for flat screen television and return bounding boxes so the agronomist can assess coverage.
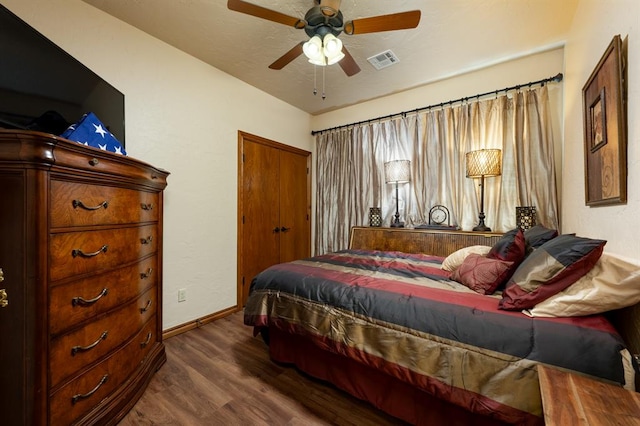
[0,4,125,145]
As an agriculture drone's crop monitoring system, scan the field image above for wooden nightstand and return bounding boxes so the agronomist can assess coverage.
[538,364,640,425]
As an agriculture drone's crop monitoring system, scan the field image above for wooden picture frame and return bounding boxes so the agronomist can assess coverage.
[582,35,627,206]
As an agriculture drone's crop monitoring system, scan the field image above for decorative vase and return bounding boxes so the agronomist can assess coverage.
[369,207,382,227]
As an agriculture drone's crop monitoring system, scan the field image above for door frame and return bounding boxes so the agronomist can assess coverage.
[237,131,311,308]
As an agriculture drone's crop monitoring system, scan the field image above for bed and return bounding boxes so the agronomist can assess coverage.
[243,227,640,425]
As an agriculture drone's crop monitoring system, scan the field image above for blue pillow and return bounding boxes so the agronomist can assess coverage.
[524,225,558,251]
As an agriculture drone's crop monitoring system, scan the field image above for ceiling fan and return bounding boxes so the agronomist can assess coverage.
[227,0,421,77]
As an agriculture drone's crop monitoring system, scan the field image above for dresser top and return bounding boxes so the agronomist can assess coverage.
[0,129,169,190]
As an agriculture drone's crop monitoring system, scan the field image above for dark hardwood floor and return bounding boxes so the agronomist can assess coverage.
[118,311,406,425]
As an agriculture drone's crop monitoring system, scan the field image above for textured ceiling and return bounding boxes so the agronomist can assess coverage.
[81,0,578,115]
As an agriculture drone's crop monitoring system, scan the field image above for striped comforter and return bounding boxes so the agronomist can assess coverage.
[244,249,634,424]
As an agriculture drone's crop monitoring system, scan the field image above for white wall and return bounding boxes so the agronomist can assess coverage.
[3,0,314,329]
[563,0,640,259]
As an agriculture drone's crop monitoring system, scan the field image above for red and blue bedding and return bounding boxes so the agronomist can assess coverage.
[244,249,634,424]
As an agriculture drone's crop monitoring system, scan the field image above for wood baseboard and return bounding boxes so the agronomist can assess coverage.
[162,305,240,340]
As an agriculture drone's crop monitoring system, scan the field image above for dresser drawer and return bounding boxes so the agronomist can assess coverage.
[50,287,157,388]
[50,225,157,282]
[53,142,167,187]
[49,256,157,335]
[49,318,159,426]
[50,180,159,228]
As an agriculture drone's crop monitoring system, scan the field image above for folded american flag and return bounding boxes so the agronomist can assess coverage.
[61,112,126,155]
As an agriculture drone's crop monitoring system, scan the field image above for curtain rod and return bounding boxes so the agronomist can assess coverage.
[311,72,563,136]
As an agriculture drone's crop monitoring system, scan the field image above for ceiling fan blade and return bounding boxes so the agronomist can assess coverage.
[269,42,305,70]
[227,0,306,29]
[344,10,421,35]
[338,46,361,77]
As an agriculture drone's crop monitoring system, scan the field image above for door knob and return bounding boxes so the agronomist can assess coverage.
[273,227,280,233]
[280,227,290,232]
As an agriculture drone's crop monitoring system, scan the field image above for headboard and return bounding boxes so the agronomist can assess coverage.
[348,226,502,258]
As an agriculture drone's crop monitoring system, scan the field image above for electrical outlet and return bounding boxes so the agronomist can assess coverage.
[178,288,187,302]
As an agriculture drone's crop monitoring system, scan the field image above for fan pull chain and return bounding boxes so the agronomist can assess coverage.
[322,65,326,100]
[311,64,327,99]
[313,65,318,96]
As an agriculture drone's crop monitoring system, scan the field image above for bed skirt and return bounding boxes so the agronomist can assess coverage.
[267,327,519,426]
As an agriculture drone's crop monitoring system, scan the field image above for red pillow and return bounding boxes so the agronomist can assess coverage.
[499,234,606,310]
[451,253,514,295]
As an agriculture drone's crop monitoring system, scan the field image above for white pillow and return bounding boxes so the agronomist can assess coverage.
[441,245,492,272]
[526,253,640,317]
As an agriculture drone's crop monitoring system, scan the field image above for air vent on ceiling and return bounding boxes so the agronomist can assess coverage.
[367,50,400,70]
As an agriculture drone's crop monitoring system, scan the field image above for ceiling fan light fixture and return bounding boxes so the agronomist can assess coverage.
[322,33,342,56]
[308,56,327,66]
[228,0,421,78]
[326,50,345,65]
[303,35,323,60]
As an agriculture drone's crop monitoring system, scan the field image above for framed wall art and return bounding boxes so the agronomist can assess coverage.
[582,34,627,206]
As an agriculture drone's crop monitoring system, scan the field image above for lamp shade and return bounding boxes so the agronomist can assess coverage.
[303,35,324,64]
[466,149,502,178]
[323,34,344,65]
[323,34,342,55]
[326,51,345,65]
[384,160,411,184]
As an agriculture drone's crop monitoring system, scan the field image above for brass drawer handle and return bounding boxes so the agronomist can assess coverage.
[88,158,99,167]
[140,236,153,245]
[71,331,108,356]
[140,299,152,314]
[140,332,153,348]
[141,203,154,211]
[0,269,6,308]
[72,199,109,211]
[0,289,7,308]
[72,374,109,404]
[72,288,109,307]
[140,268,153,279]
[72,245,108,258]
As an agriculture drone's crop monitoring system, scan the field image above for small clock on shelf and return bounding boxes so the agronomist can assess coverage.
[429,205,449,225]
[415,205,458,229]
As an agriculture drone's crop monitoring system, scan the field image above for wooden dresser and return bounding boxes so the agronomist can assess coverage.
[0,130,169,425]
[349,226,502,256]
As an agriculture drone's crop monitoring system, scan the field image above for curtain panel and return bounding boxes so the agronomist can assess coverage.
[315,86,558,255]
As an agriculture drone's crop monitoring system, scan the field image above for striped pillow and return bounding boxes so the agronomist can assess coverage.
[499,234,606,311]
